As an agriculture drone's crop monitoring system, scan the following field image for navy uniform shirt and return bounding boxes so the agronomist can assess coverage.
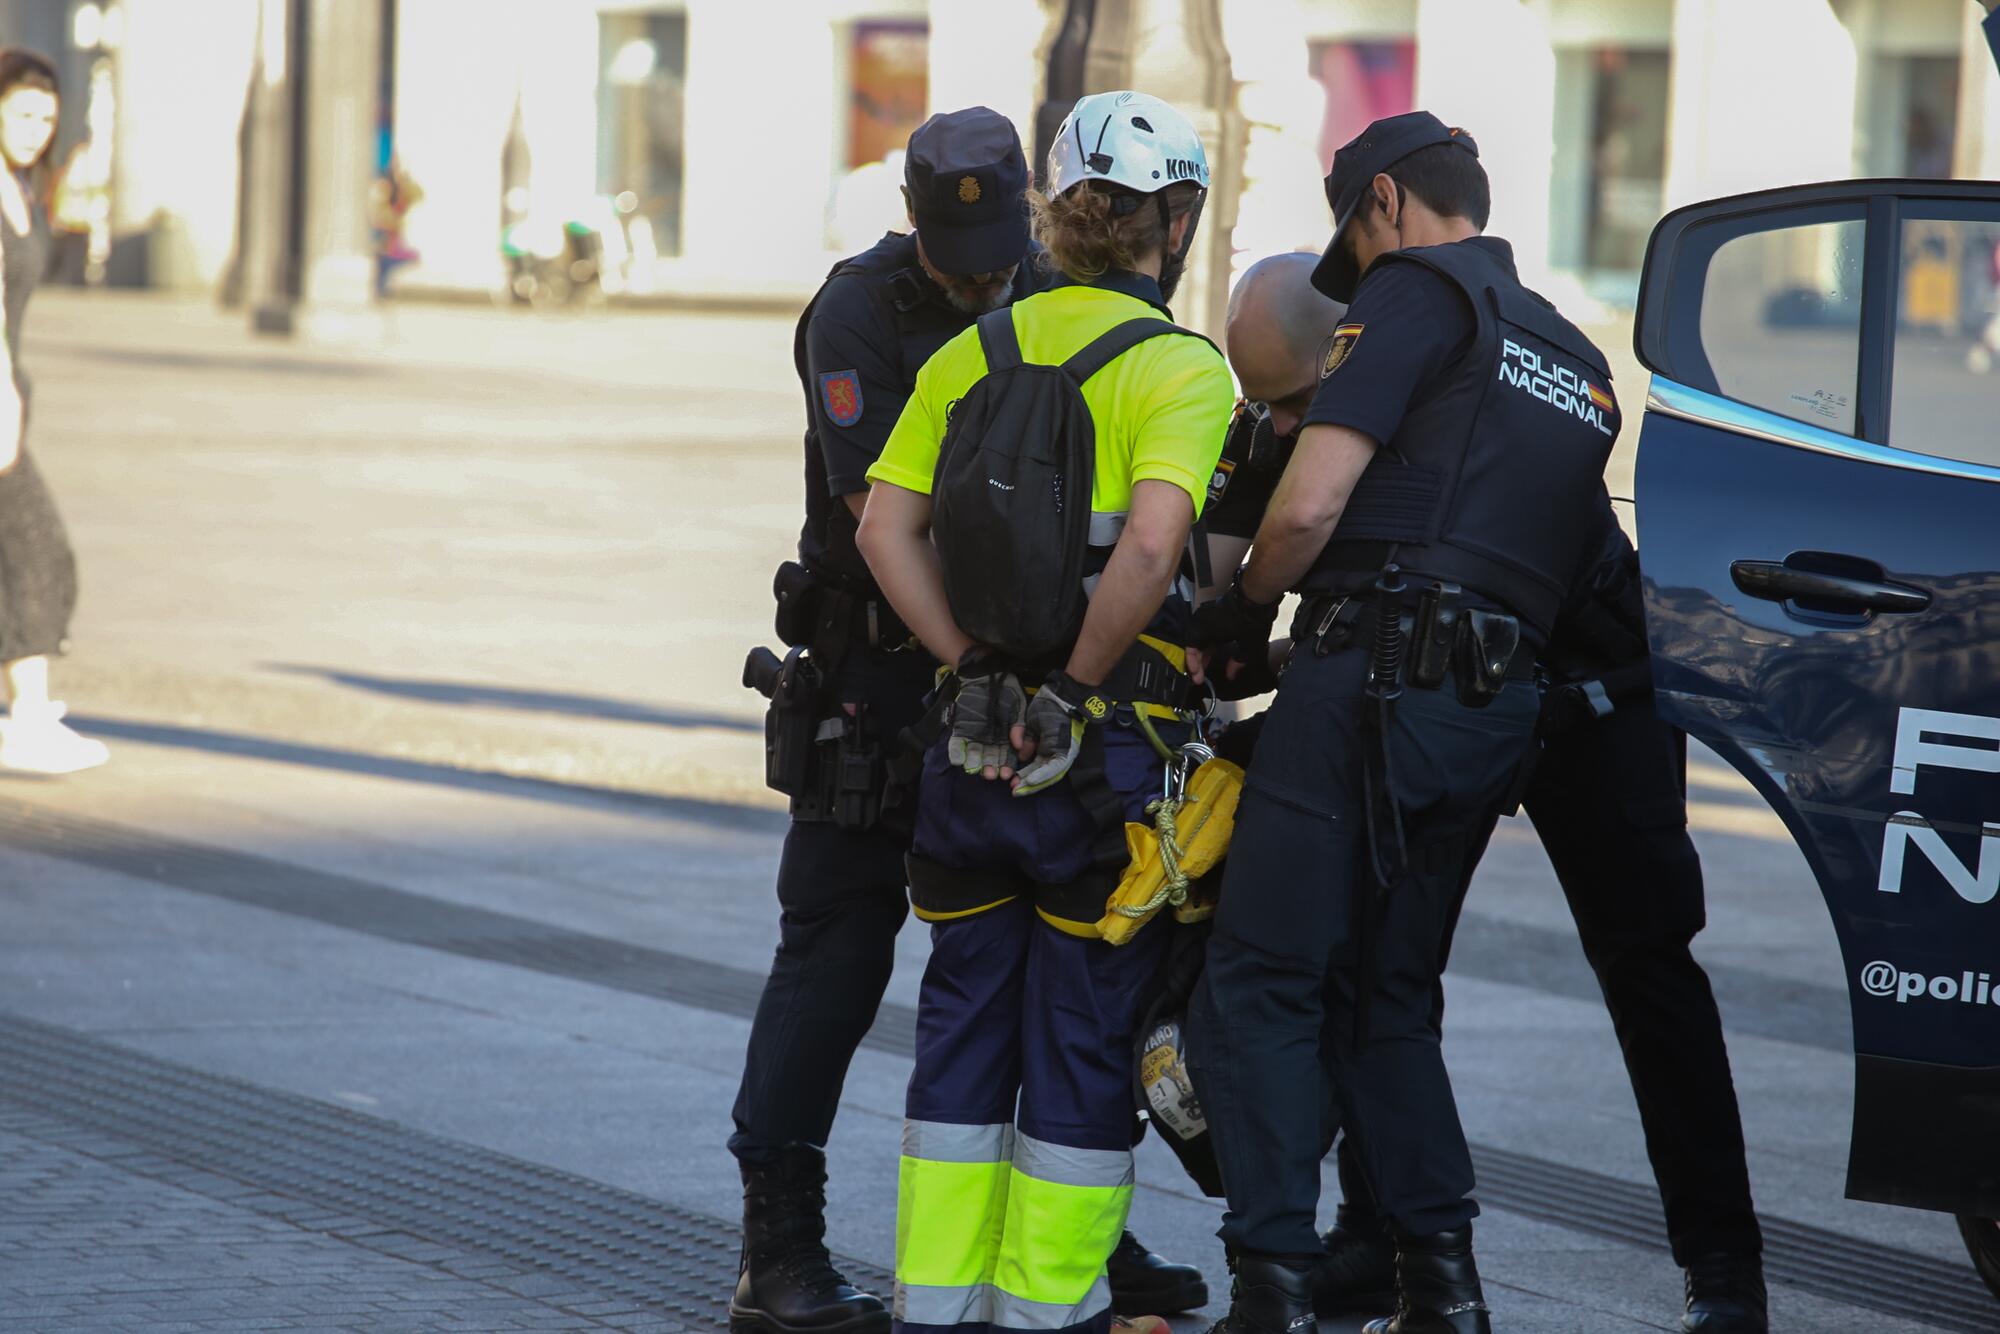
[795,233,1036,583]
[1299,257,1475,448]
[1205,256,1476,542]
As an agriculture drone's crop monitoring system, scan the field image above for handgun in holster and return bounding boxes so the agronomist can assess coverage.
[744,644,821,799]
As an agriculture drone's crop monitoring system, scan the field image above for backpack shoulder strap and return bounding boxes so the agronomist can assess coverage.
[976,308,1024,373]
[1060,317,1206,385]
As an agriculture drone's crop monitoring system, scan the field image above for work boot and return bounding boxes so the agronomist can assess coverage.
[1682,1252,1768,1332]
[729,1146,889,1334]
[1361,1225,1492,1334]
[1199,1254,1316,1334]
[1314,1205,1397,1317]
[1110,1230,1210,1316]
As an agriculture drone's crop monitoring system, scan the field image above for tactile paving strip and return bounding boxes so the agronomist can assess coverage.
[0,1013,892,1330]
[0,797,916,1055]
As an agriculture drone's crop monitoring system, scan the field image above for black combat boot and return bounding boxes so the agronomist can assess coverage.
[1360,1225,1492,1334]
[729,1146,889,1334]
[1109,1230,1210,1316]
[1200,1255,1317,1334]
[1682,1252,1767,1332]
[1314,1204,1397,1317]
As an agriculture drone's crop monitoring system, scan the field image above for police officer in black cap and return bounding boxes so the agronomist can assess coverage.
[730,106,1203,1334]
[1210,258,1769,1333]
[1315,502,1770,1334]
[1184,112,1619,1334]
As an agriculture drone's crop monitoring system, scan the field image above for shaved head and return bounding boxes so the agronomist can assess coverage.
[1226,252,1348,435]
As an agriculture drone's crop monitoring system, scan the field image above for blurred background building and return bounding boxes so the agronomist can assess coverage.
[2,0,1997,336]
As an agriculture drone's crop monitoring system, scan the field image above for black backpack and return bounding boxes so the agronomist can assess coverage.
[932,309,1192,661]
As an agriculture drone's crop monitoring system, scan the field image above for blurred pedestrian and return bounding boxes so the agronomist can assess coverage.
[0,49,105,774]
[368,154,423,298]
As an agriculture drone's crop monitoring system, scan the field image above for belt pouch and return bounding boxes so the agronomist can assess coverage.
[1453,609,1520,709]
[831,722,885,830]
[773,560,822,648]
[1410,582,1461,690]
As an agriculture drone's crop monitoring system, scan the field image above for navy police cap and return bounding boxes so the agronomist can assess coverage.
[905,107,1031,277]
[1312,111,1478,302]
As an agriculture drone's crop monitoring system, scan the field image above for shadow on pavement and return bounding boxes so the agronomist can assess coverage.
[68,713,784,833]
[263,663,760,734]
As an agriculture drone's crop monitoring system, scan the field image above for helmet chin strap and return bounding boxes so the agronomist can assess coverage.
[1155,189,1207,303]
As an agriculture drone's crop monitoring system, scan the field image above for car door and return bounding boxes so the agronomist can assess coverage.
[1630,180,2000,1221]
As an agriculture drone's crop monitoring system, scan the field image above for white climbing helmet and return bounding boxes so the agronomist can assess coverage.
[1047,91,1210,199]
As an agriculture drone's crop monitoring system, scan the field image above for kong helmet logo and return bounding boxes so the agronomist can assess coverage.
[1165,157,1202,183]
[958,175,982,204]
[1495,339,1614,438]
[819,370,864,428]
[1322,323,1364,378]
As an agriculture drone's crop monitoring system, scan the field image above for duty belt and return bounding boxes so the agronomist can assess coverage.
[1294,592,1536,683]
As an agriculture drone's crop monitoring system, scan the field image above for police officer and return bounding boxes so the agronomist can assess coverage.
[730,107,1200,1334]
[857,90,1234,1334]
[1185,113,1618,1334]
[1210,254,1768,1334]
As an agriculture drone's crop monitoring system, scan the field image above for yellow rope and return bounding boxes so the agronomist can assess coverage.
[1110,795,1190,920]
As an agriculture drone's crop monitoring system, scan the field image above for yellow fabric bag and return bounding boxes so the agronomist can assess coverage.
[1097,757,1244,945]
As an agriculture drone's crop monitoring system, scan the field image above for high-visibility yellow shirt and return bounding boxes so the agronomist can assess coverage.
[867,273,1235,518]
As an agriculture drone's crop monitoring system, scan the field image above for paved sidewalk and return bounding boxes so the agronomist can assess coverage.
[0,292,1988,1334]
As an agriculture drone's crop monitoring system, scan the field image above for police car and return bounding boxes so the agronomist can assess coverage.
[1630,178,2000,1301]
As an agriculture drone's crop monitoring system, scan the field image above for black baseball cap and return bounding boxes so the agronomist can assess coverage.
[1311,111,1478,301]
[905,107,1031,276]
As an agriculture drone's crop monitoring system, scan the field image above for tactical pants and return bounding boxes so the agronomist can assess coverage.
[1186,645,1539,1253]
[1329,698,1762,1264]
[895,728,1170,1334]
[1520,701,1760,1263]
[729,651,932,1166]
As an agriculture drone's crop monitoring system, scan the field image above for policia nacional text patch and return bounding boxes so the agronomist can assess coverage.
[1322,323,1364,378]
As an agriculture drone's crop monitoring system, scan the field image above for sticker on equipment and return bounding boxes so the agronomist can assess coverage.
[1207,458,1234,504]
[820,370,864,428]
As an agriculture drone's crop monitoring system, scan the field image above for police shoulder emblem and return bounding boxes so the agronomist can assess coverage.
[819,369,864,428]
[1322,323,1365,378]
[958,175,982,204]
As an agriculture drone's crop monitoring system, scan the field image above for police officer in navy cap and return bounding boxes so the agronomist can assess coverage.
[1203,256,1769,1333]
[1185,112,1620,1334]
[729,105,1204,1334]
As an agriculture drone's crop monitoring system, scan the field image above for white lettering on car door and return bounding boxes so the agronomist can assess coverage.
[1878,707,2000,905]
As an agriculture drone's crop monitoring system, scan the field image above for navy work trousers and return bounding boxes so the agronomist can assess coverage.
[894,724,1171,1334]
[1187,645,1539,1253]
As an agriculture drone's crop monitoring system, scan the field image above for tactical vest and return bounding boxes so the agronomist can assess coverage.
[1304,237,1618,640]
[792,233,1021,587]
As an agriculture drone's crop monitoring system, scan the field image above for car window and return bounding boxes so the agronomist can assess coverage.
[1697,217,1865,435]
[1892,212,2000,467]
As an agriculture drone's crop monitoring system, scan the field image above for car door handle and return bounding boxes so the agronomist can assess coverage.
[1730,560,1931,613]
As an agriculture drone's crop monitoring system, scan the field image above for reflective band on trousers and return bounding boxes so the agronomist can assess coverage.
[897,1124,1131,1331]
[994,1132,1131,1321]
[898,1120,1011,1322]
